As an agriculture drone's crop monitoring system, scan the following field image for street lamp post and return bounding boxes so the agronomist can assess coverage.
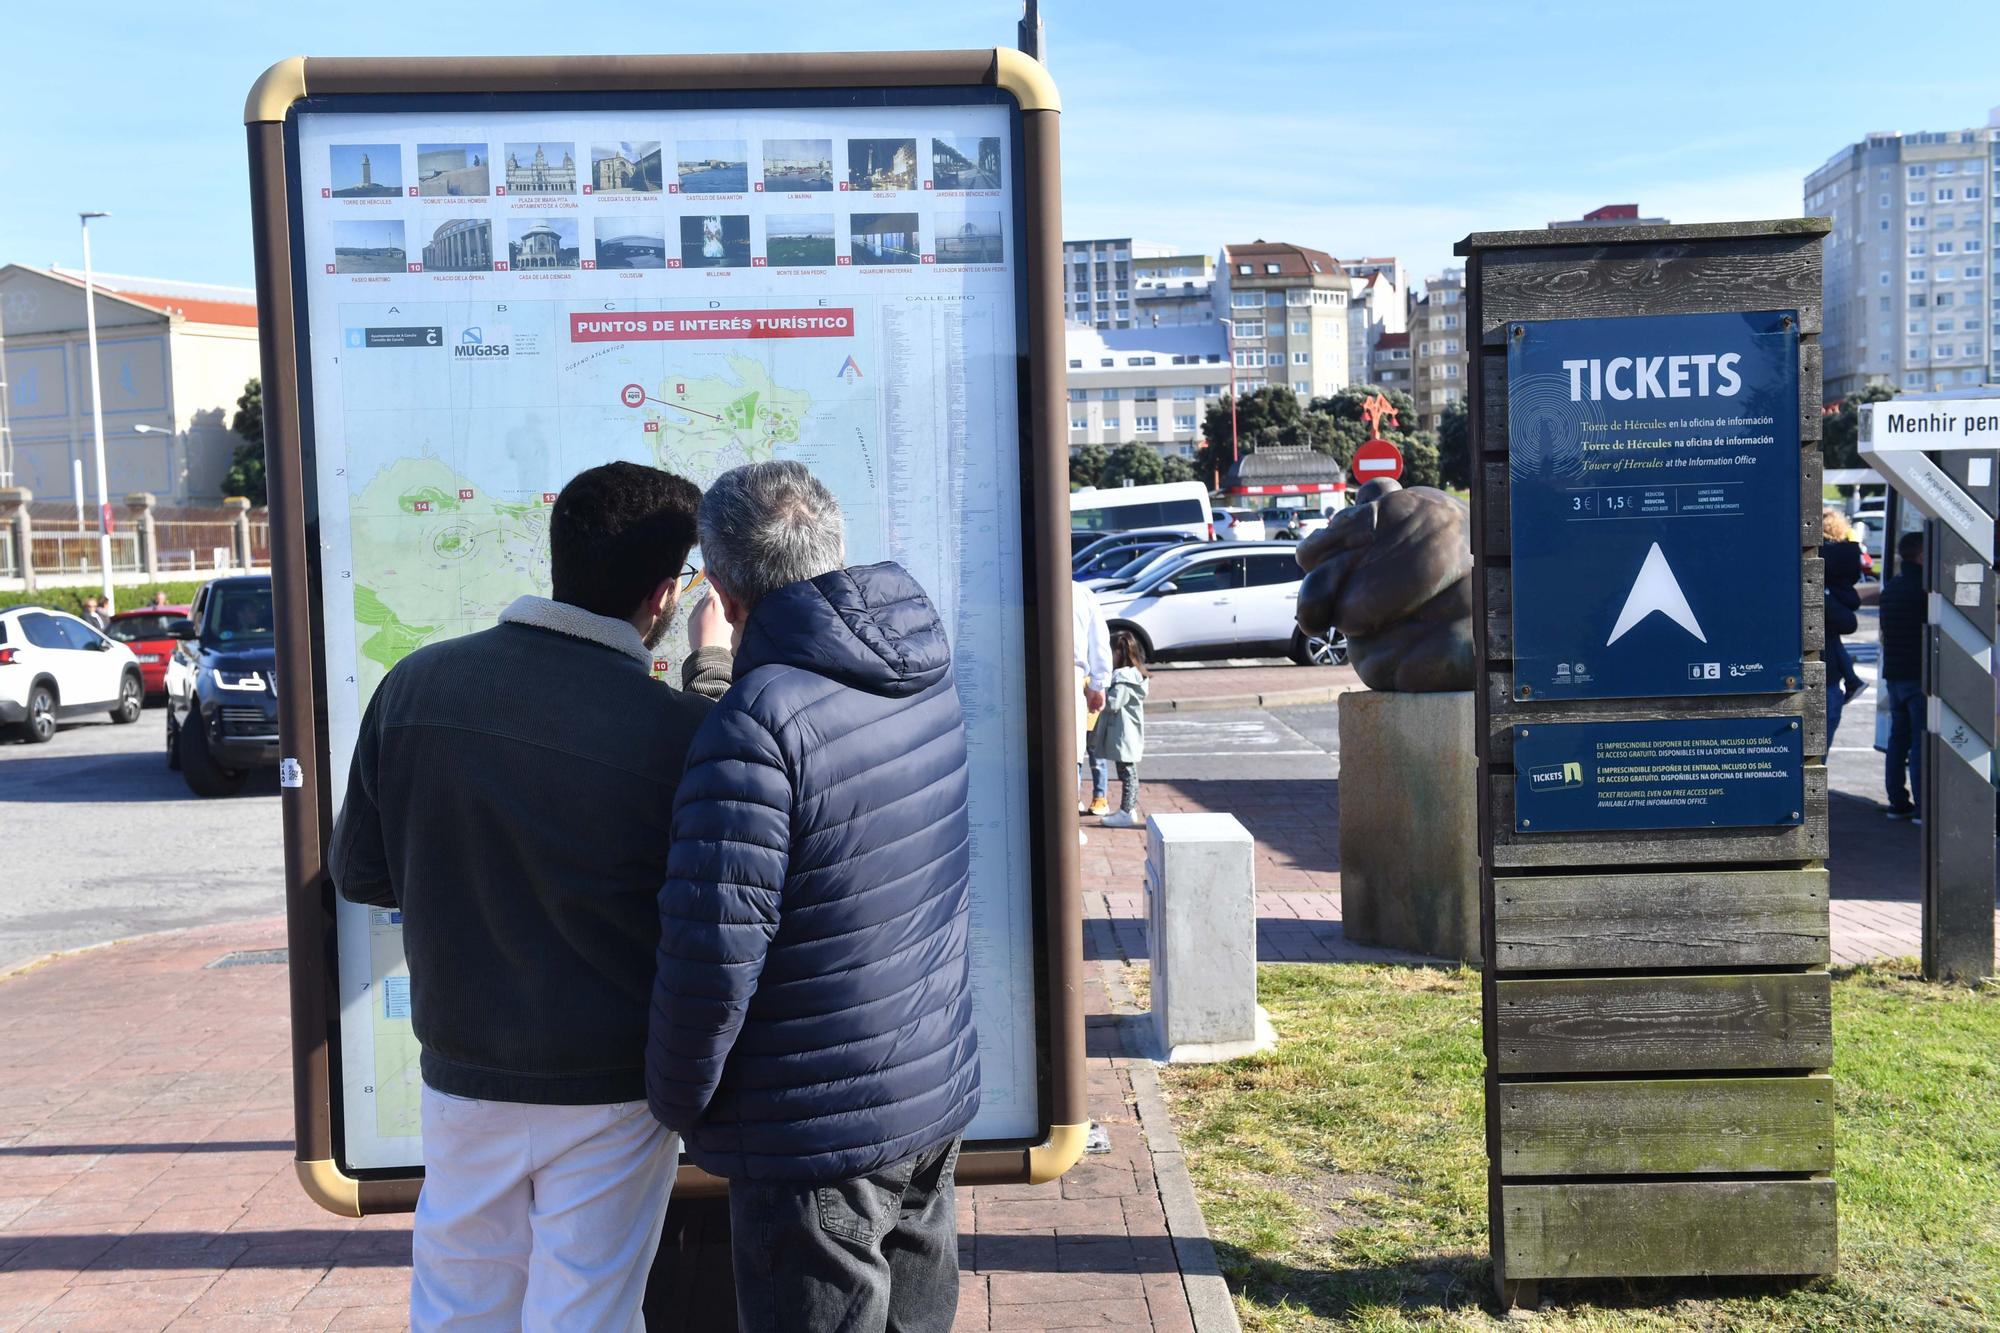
[79,211,115,612]
[1218,318,1240,463]
[133,423,184,498]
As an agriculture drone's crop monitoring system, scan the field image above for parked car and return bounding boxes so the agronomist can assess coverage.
[1069,480,1212,540]
[1211,508,1268,542]
[1082,540,1213,592]
[1261,507,1335,541]
[0,604,145,743]
[1096,543,1327,664]
[1072,529,1195,581]
[166,575,280,796]
[105,605,191,697]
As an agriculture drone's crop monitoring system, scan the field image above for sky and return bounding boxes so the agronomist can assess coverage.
[3,0,1997,292]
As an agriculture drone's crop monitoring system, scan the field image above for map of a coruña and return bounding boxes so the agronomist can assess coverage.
[295,94,1039,1175]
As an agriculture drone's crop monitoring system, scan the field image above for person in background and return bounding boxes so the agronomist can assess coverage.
[152,591,171,609]
[1821,508,1865,742]
[1090,629,1151,829]
[81,595,108,631]
[648,461,979,1333]
[1879,529,1926,822]
[1071,577,1113,832]
[329,461,731,1332]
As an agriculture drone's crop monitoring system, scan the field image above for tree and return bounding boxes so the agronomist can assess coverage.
[223,378,268,506]
[1098,442,1166,489]
[1160,455,1197,484]
[1309,385,1429,476]
[1436,398,1471,491]
[1196,386,1307,482]
[1400,431,1443,489]
[1821,384,1897,471]
[1068,443,1108,491]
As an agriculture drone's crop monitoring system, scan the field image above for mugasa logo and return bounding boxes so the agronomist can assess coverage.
[453,326,509,359]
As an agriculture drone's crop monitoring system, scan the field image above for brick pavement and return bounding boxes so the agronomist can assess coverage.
[1144,663,1358,710]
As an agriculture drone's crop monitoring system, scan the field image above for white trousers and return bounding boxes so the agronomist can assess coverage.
[411,1086,678,1333]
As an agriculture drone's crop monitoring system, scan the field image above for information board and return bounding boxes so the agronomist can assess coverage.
[1507,311,1802,701]
[1514,715,1805,832]
[247,54,1078,1206]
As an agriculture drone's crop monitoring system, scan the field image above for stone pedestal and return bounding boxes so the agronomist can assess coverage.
[223,496,252,570]
[1145,812,1276,1062]
[1337,690,1480,962]
[125,492,158,577]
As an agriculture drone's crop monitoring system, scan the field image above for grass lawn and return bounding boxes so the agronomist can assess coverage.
[1157,960,1998,1330]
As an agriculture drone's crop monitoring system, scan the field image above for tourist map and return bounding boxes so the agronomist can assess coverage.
[294,105,1037,1171]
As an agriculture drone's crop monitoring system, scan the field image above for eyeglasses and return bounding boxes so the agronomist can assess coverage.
[679,563,705,593]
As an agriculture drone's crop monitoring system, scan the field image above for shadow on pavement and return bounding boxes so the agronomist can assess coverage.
[0,1140,292,1157]
[972,1232,1181,1272]
[0,749,280,804]
[0,1230,412,1270]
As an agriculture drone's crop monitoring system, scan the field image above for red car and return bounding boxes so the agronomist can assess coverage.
[106,605,191,696]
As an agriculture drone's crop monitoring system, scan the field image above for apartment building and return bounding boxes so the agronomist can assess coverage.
[1061,237,1177,329]
[1064,323,1231,459]
[1130,251,1215,327]
[1213,241,1354,398]
[1806,110,2000,402]
[1408,268,1468,431]
[1343,258,1406,388]
[1372,331,1411,393]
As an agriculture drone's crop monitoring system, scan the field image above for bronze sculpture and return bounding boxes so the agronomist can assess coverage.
[1295,478,1474,692]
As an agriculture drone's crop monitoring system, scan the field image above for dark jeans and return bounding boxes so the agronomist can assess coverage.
[730,1137,962,1333]
[1884,677,1924,812]
[1116,760,1140,813]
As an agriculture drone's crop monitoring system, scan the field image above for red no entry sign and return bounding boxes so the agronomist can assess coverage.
[1353,437,1403,483]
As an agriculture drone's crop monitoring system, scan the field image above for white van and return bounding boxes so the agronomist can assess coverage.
[1069,482,1213,541]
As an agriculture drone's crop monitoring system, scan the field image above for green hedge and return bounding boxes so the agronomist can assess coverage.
[0,581,209,617]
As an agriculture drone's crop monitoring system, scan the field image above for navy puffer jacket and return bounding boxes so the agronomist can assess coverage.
[647,561,981,1182]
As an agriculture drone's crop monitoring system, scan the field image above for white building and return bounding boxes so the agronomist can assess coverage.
[1806,109,2000,402]
[1062,237,1180,329]
[1342,258,1406,389]
[0,264,259,504]
[1064,323,1230,460]
[1212,241,1354,398]
[1409,268,1469,432]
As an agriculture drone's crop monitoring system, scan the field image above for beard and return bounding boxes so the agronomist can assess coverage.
[641,599,677,650]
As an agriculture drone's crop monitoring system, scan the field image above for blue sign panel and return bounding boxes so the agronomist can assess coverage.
[1514,716,1805,833]
[1508,311,1802,700]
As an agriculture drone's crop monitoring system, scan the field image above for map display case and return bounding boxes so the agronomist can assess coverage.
[244,51,1080,1215]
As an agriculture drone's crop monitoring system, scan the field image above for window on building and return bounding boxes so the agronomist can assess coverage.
[1070,418,1088,431]
[1937,292,1956,306]
[1968,239,1984,253]
[1231,320,1265,338]
[1233,349,1266,368]
[1910,320,1927,334]
[1911,294,1928,308]
[1094,389,1117,401]
[1286,289,1311,307]
[1231,291,1262,308]
[1068,357,1082,368]
[1938,187,1957,202]
[1441,314,1460,329]
[1941,267,1958,281]
[1291,320,1309,335]
[1204,384,1223,394]
[1967,185,1984,200]
[1881,273,1893,285]
[1910,215,1927,228]
[1173,414,1196,431]
[1443,363,1462,379]
[1289,380,1307,393]
[1968,265,1985,278]
[1965,369,1985,384]
[1938,161,1959,175]
[1068,388,1087,402]
[1264,263,1281,274]
[1103,417,1120,431]
[1936,319,1953,332]
[1904,372,1928,386]
[1908,165,1927,177]
[1910,191,1928,204]
[1267,291,1285,306]
[1172,386,1196,401]
[1237,264,1252,275]
[1938,241,1956,254]
[1134,387,1158,401]
[1292,351,1309,364]
[1909,346,1926,360]
[1909,268,1928,281]
[1100,357,1113,366]
[1135,416,1157,432]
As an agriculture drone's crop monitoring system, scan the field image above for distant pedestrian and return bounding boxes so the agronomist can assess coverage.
[152,591,170,609]
[1090,629,1151,828]
[1879,529,1925,821]
[1070,578,1113,832]
[81,596,108,631]
[1821,508,1865,741]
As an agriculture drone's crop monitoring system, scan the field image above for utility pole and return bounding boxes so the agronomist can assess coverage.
[1018,0,1043,60]
[80,211,116,612]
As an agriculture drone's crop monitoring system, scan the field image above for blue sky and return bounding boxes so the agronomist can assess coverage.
[2,0,1996,291]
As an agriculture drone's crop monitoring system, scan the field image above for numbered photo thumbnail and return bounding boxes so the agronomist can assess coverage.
[503,142,577,195]
[508,218,581,270]
[332,220,408,273]
[850,212,920,266]
[329,144,401,198]
[595,218,669,269]
[934,211,1003,264]
[417,144,490,197]
[677,140,748,194]
[762,138,833,191]
[930,136,1001,190]
[421,218,494,272]
[765,214,835,267]
[680,215,751,269]
[847,139,917,191]
[591,141,663,193]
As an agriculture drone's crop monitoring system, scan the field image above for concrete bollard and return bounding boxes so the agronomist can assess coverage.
[125,492,159,578]
[223,496,252,570]
[1143,812,1276,1063]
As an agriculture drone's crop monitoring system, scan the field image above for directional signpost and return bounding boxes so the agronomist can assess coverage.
[1860,395,1999,982]
[1463,219,1834,1304]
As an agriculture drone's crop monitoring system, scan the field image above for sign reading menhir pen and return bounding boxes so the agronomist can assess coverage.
[1507,310,1802,701]
[570,309,856,341]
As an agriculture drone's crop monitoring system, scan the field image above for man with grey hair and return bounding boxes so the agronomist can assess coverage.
[647,461,980,1332]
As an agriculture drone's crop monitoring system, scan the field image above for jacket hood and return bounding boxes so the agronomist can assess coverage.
[737,561,950,698]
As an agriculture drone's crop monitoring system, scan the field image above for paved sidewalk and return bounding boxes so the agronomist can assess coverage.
[1145,663,1359,712]
[0,917,1221,1332]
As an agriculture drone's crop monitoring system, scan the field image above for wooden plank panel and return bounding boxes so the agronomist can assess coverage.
[1482,464,1510,557]
[1491,766,1829,866]
[1799,341,1823,442]
[1801,449,1825,545]
[1476,236,1824,341]
[1492,868,1829,971]
[1494,972,1832,1075]
[1481,353,1507,455]
[1502,1180,1837,1279]
[1485,663,1829,764]
[1499,1075,1835,1175]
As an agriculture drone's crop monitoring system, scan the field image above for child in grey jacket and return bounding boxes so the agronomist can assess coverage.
[1091,630,1150,828]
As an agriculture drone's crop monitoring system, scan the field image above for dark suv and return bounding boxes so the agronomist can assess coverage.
[166,575,279,796]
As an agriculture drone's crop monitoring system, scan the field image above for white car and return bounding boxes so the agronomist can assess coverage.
[0,605,146,743]
[1097,543,1330,665]
[1211,509,1268,542]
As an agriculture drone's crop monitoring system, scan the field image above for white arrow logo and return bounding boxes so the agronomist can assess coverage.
[1606,542,1707,646]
